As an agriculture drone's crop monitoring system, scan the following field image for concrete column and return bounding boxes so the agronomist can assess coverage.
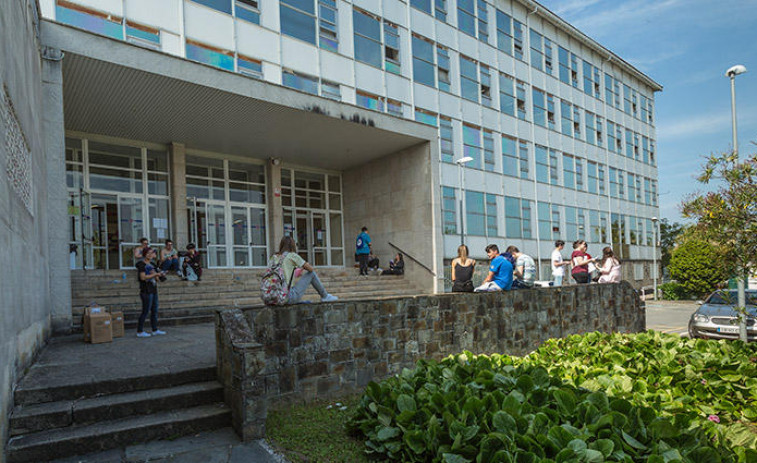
[169,143,189,246]
[42,48,72,334]
[266,159,283,252]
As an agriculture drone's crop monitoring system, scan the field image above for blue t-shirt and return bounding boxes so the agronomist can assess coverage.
[489,255,513,290]
[356,232,371,255]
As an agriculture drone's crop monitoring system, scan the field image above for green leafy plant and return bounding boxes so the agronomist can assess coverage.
[659,282,690,300]
[668,237,731,297]
[347,332,757,462]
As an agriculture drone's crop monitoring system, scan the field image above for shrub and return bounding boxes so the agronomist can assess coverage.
[347,332,757,462]
[668,238,730,297]
[660,281,690,300]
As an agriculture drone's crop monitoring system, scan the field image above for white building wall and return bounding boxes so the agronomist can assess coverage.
[42,0,661,267]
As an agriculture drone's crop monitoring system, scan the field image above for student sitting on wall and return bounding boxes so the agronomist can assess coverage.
[474,244,513,292]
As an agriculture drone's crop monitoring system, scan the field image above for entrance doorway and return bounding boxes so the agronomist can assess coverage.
[188,198,267,268]
[292,210,328,266]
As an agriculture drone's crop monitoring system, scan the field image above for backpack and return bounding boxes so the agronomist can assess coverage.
[260,254,295,306]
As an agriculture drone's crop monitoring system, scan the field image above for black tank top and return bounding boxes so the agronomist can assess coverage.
[454,263,473,282]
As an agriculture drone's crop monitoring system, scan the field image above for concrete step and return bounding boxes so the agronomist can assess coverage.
[6,403,230,463]
[14,366,216,407]
[10,381,223,436]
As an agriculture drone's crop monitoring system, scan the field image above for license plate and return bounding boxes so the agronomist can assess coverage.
[717,326,740,333]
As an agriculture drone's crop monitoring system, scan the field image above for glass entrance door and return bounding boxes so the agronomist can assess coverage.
[118,196,144,268]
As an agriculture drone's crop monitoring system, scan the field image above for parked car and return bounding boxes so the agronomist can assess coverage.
[688,290,757,341]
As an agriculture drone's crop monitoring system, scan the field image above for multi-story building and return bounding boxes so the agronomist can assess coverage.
[40,0,660,291]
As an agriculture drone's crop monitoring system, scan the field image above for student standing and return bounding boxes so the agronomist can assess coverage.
[551,240,571,287]
[355,226,372,276]
[474,244,513,292]
[136,248,166,338]
[570,240,595,284]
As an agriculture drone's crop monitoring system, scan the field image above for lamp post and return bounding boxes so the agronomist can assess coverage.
[455,156,474,245]
[725,64,748,341]
[651,216,658,301]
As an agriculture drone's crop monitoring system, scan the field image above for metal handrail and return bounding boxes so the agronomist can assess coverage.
[387,241,435,276]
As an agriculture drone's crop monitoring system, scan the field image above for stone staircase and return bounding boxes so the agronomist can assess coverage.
[6,366,229,462]
[70,268,421,332]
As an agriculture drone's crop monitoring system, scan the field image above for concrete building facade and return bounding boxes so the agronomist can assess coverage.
[37,0,661,292]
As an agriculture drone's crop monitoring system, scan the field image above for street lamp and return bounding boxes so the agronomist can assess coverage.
[455,156,474,245]
[651,216,658,301]
[725,64,747,158]
[725,64,748,341]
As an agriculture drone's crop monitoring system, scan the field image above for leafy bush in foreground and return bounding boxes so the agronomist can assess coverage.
[347,332,757,462]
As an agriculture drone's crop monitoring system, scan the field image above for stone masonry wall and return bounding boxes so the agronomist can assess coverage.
[216,282,644,440]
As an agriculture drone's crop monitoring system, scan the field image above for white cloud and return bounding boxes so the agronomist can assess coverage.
[657,109,757,141]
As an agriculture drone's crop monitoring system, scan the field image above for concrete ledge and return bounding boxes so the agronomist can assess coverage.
[215,282,644,440]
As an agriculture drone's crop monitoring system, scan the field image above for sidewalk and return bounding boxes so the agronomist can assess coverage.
[11,323,287,463]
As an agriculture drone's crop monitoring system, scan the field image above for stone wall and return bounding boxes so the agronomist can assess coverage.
[0,0,56,460]
[216,283,644,440]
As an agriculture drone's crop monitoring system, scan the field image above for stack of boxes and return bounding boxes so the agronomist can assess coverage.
[82,305,124,343]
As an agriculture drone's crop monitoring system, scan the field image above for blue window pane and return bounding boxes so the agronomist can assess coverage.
[415,110,437,126]
[238,58,262,78]
[461,79,478,102]
[126,25,159,44]
[191,0,232,14]
[356,93,384,111]
[186,43,234,71]
[354,35,381,67]
[282,72,318,95]
[281,5,316,44]
[353,10,380,39]
[281,0,314,14]
[411,0,432,14]
[236,7,260,24]
[458,10,475,36]
[412,36,434,60]
[56,5,123,40]
[413,59,435,87]
[460,57,477,79]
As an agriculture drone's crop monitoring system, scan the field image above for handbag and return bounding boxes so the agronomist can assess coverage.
[452,280,474,292]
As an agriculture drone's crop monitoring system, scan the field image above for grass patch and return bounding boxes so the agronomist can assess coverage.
[266,394,372,463]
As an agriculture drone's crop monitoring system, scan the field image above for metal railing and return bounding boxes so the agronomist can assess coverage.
[387,241,435,276]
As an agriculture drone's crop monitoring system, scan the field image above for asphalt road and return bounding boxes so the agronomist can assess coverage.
[645,300,698,337]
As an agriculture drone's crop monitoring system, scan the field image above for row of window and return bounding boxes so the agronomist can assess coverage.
[442,188,657,247]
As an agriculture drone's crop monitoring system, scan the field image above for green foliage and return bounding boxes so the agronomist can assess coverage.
[668,238,731,297]
[660,282,691,300]
[347,332,757,462]
[660,219,686,271]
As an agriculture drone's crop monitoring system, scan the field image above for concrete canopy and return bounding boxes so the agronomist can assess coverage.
[44,21,435,171]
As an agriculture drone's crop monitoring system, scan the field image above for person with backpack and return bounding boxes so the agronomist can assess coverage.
[135,247,166,338]
[355,226,372,276]
[261,236,338,305]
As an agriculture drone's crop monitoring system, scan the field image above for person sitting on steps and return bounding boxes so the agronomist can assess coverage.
[182,243,203,281]
[381,253,405,275]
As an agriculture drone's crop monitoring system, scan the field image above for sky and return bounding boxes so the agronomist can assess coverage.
[536,0,757,223]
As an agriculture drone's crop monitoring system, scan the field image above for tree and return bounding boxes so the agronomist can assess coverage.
[659,218,685,272]
[681,148,757,341]
[668,237,731,297]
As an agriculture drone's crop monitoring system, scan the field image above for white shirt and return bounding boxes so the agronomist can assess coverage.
[551,249,565,276]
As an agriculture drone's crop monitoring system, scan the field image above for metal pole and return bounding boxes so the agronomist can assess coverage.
[729,73,747,341]
[459,163,465,245]
[652,220,658,301]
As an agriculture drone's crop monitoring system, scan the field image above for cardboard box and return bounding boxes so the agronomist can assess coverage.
[110,311,124,338]
[82,306,106,343]
[89,313,113,344]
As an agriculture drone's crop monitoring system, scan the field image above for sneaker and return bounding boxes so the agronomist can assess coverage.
[321,294,339,303]
[152,330,166,335]
[136,332,151,338]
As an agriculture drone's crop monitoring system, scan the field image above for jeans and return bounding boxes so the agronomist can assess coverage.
[287,271,328,304]
[474,281,503,292]
[511,279,533,290]
[357,254,370,275]
[138,292,159,332]
[553,274,563,287]
[161,258,180,273]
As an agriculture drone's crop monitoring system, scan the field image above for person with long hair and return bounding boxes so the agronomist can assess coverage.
[570,240,595,284]
[451,245,475,292]
[381,253,405,275]
[597,246,622,283]
[272,236,338,304]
